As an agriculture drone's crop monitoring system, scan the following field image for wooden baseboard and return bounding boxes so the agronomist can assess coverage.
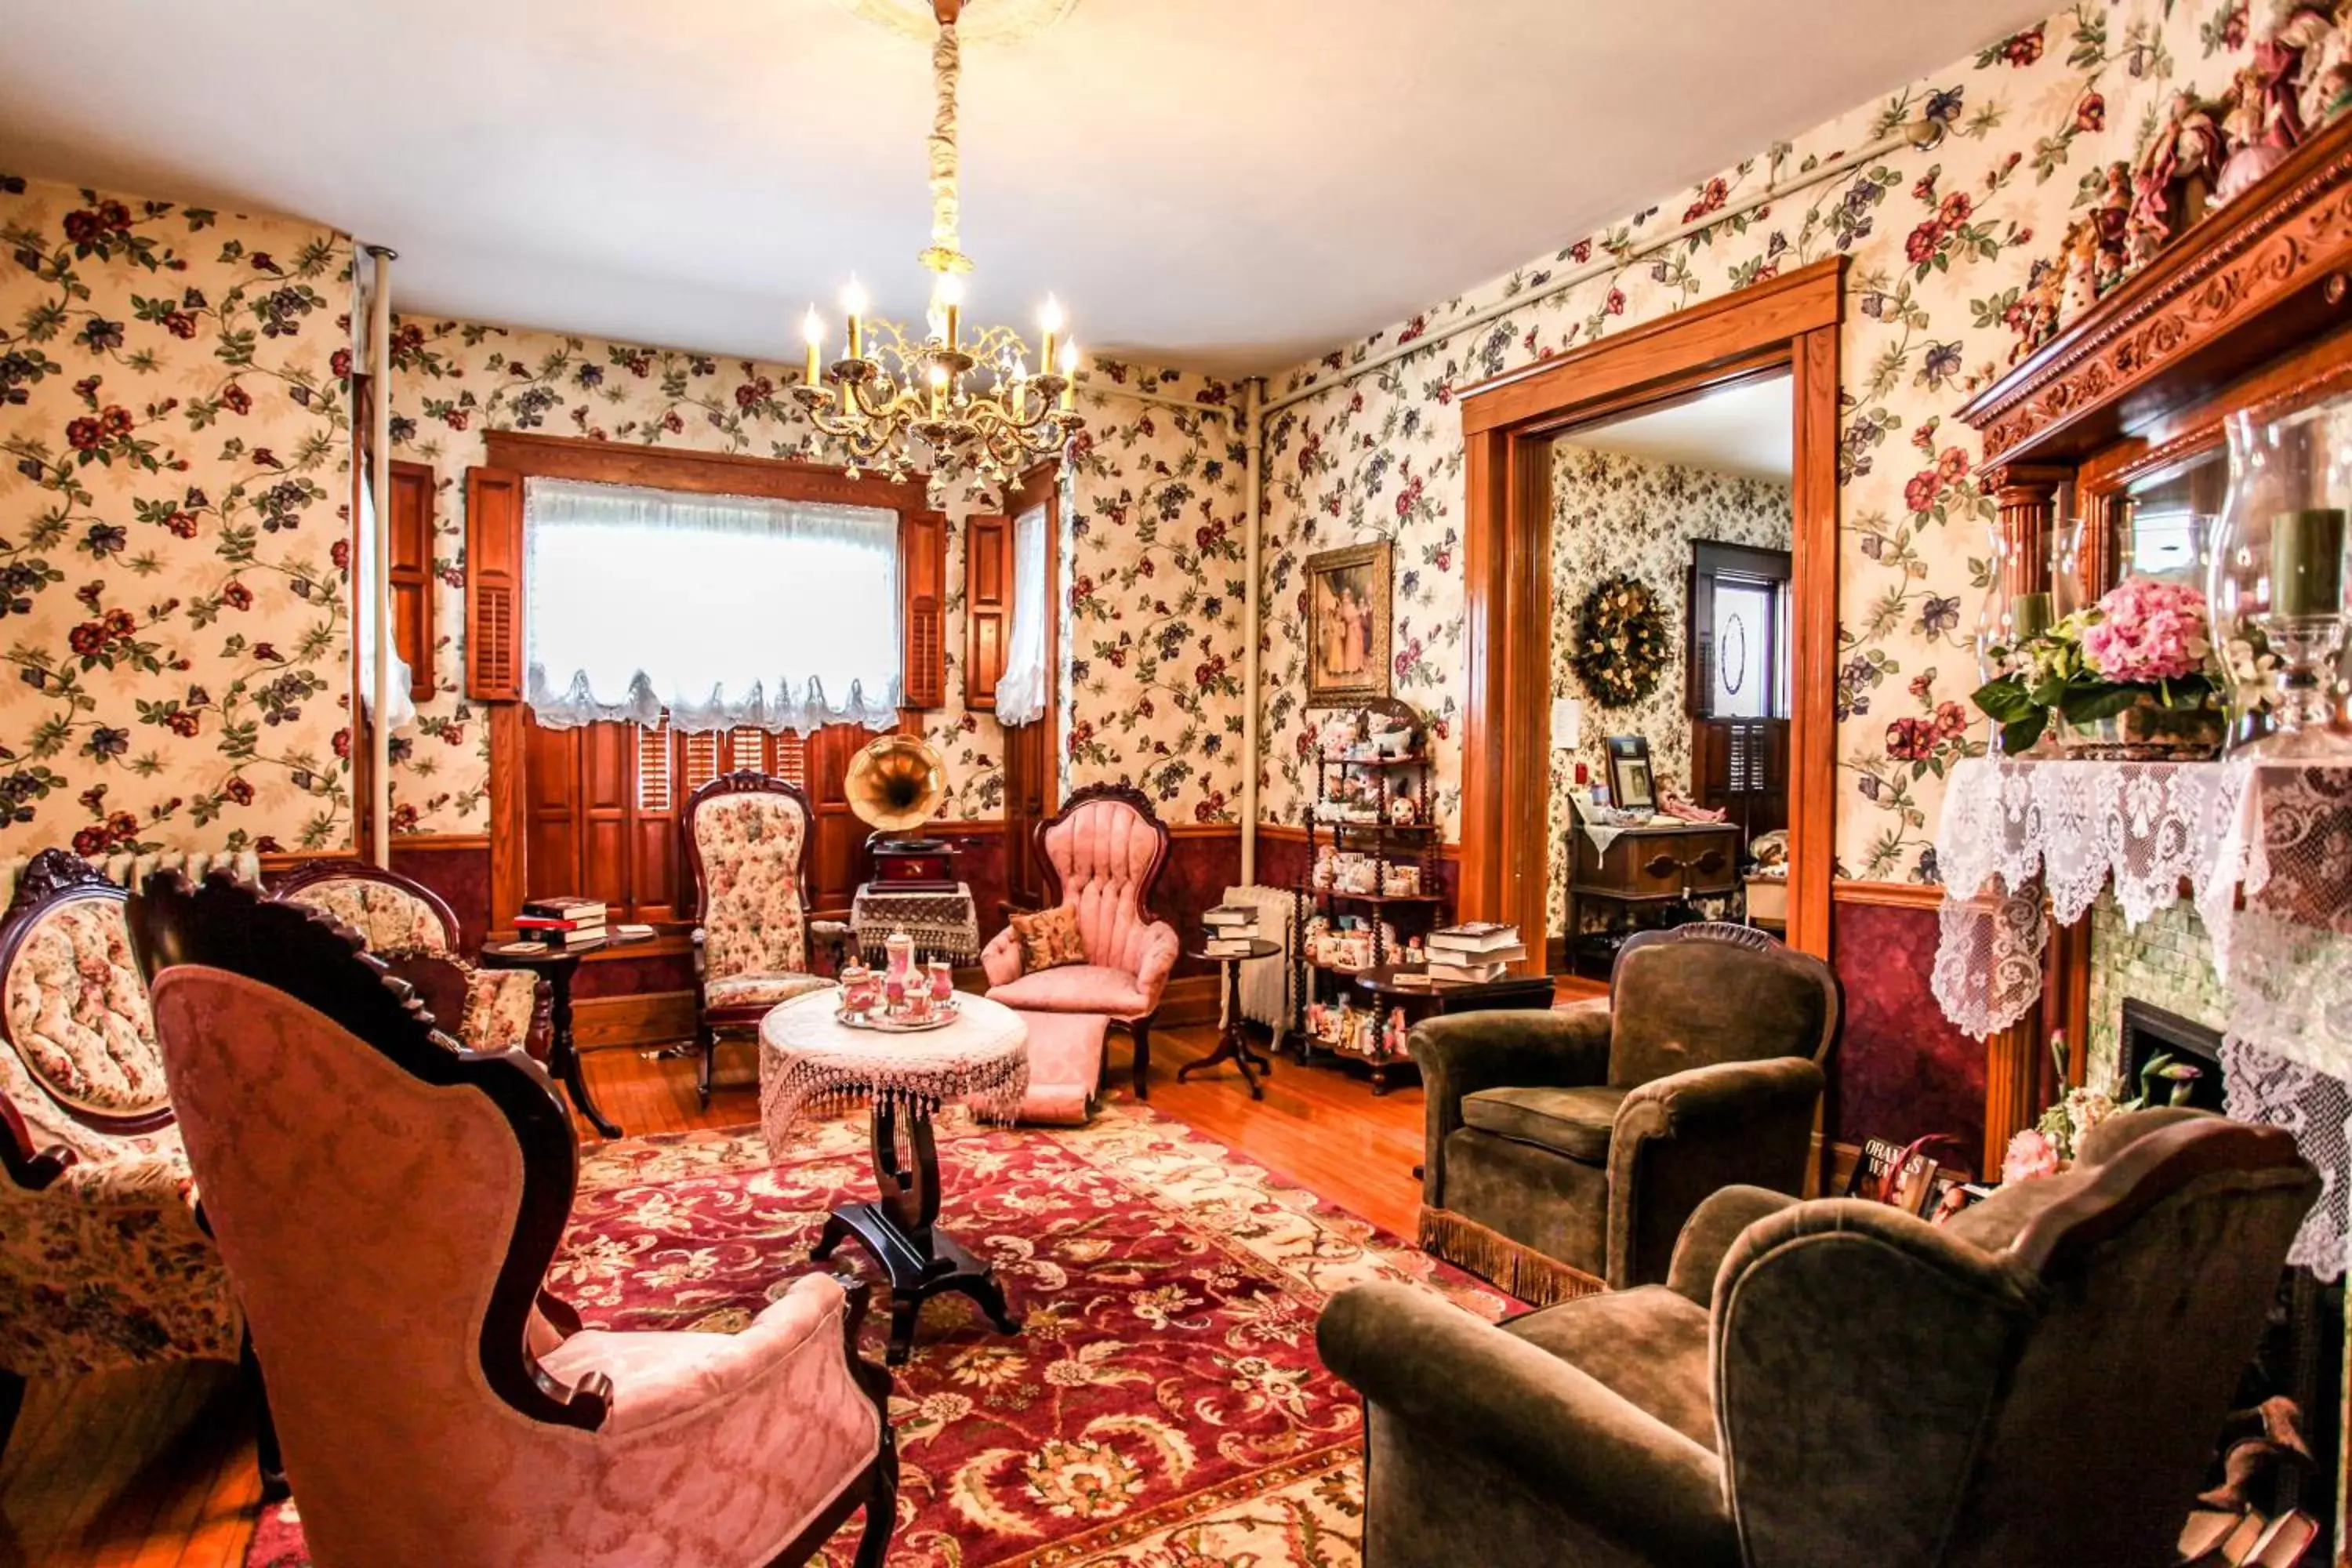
[575,990,696,1051]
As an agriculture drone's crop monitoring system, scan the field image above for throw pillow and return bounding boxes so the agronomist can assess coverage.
[1010,906,1087,974]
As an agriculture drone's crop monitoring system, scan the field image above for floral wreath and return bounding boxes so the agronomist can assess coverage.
[1573,574,1670,709]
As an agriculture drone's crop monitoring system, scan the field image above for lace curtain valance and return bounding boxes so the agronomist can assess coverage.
[1931,757,2352,1275]
[523,477,902,733]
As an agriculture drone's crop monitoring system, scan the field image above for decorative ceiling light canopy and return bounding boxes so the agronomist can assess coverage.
[797,0,1081,499]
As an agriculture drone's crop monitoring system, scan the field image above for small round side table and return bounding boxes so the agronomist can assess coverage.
[1176,937,1283,1100]
[760,989,1030,1364]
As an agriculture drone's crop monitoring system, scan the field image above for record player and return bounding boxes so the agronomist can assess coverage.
[848,735,960,891]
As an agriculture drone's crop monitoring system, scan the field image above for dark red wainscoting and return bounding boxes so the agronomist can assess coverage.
[1830,898,1986,1163]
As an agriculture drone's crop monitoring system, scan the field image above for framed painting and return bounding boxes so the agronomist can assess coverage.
[1605,734,1655,812]
[1305,542,1393,705]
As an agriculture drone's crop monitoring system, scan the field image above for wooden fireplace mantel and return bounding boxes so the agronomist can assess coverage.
[1960,111,2352,477]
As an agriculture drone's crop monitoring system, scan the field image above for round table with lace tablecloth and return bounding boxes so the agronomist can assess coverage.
[759,986,1029,1363]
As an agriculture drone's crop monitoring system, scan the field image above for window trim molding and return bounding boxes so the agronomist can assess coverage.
[480,432,928,937]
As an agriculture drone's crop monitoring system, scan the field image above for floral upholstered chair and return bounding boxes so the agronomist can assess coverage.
[983,782,1180,1100]
[0,851,261,1476]
[687,772,833,1106]
[271,859,548,1063]
[132,871,896,1568]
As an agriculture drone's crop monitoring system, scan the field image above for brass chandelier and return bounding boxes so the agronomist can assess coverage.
[796,0,1083,494]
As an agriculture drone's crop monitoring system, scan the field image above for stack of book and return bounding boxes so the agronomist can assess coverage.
[1202,904,1261,957]
[514,896,608,948]
[1425,921,1525,982]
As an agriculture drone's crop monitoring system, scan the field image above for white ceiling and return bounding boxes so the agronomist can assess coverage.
[0,0,2053,375]
[1562,373,1794,481]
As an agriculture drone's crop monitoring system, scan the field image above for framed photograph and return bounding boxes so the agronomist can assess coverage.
[1604,735,1654,812]
[1305,542,1393,704]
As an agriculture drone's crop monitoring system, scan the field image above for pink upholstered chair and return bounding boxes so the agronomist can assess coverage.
[686,772,834,1107]
[0,850,260,1473]
[983,782,1179,1100]
[272,858,549,1063]
[129,870,896,1568]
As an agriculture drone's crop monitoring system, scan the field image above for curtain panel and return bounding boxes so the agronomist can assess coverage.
[994,499,1049,724]
[523,477,902,733]
[354,470,418,729]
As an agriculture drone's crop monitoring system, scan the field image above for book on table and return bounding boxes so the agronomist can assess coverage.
[1428,959,1510,985]
[514,913,606,934]
[1203,905,1258,928]
[523,896,608,923]
[1204,936,1261,957]
[1428,921,1521,955]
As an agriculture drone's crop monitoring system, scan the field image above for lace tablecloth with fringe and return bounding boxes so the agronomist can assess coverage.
[758,986,1029,1152]
[1930,757,2352,1276]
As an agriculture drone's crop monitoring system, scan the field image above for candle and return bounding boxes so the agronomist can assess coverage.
[2010,590,2053,642]
[2271,508,2347,619]
[1058,340,1079,412]
[800,306,823,388]
[841,278,866,360]
[1038,295,1062,377]
[927,361,949,416]
[935,273,964,351]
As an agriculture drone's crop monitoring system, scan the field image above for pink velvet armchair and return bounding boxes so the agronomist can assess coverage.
[129,870,897,1568]
[983,782,1179,1100]
[0,851,263,1479]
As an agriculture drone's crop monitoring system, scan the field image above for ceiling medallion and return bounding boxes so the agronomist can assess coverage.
[798,0,1082,499]
[828,0,1080,45]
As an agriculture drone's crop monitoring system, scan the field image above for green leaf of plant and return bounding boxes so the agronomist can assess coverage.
[1971,677,2034,720]
[2001,710,2047,753]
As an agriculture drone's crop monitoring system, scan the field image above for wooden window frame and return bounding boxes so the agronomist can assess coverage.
[474,432,937,936]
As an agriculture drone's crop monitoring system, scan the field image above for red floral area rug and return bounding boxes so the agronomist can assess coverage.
[244,1102,1514,1566]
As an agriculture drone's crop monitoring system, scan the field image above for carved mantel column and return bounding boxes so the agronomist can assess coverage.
[1985,463,2072,603]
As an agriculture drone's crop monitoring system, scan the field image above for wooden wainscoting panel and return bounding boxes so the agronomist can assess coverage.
[573,990,698,1052]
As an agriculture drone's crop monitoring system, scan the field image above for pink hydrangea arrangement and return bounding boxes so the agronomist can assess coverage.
[2001,1127,2061,1185]
[2078,577,2211,684]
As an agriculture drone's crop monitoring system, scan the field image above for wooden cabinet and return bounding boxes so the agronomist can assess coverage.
[1562,822,1740,978]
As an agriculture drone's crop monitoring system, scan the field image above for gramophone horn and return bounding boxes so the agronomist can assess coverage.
[846,735,947,834]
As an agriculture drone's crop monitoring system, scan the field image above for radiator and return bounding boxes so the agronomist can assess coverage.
[0,848,263,909]
[1218,884,1296,1034]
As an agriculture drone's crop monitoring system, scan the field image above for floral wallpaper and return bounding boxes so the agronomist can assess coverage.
[1064,360,1247,823]
[1258,0,2262,881]
[383,324,1244,832]
[1544,445,1791,912]
[0,173,353,858]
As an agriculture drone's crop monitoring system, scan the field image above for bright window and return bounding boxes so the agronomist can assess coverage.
[523,477,902,733]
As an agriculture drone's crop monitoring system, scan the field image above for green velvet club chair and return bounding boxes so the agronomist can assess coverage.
[1324,1109,2318,1568]
[1413,923,1837,1301]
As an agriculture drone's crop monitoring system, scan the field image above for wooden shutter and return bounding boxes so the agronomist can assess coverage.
[728,726,768,774]
[681,731,724,794]
[963,511,1011,710]
[465,465,524,700]
[901,509,948,709]
[771,729,807,788]
[386,459,437,701]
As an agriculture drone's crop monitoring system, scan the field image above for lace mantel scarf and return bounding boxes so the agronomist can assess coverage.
[759,989,1029,1152]
[1930,758,2352,1275]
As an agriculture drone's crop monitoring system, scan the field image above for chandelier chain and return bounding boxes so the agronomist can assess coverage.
[924,23,969,273]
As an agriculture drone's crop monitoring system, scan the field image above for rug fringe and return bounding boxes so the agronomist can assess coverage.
[1417,1206,1605,1308]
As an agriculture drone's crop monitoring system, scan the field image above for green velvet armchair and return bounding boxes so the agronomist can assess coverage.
[1325,1109,2318,1568]
[1413,923,1837,1300]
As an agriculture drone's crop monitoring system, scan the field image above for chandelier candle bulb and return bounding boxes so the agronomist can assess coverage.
[801,306,824,387]
[2272,509,2347,619]
[1058,341,1078,411]
[1039,294,1062,371]
[936,273,964,350]
[842,278,866,358]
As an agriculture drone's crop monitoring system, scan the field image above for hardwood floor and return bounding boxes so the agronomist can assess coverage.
[0,1012,1496,1566]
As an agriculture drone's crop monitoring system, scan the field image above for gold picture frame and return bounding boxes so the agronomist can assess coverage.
[1305,541,1393,704]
